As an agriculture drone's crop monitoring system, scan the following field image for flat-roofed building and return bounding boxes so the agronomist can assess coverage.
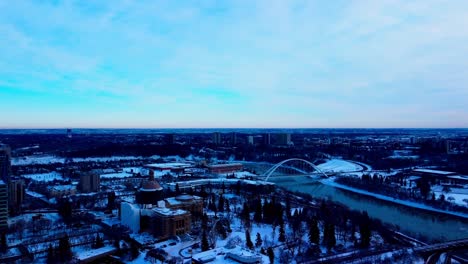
[207,163,243,174]
[164,194,203,216]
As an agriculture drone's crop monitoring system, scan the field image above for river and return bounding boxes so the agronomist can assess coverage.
[265,175,468,242]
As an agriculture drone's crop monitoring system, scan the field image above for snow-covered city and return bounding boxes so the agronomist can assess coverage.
[0,129,467,263]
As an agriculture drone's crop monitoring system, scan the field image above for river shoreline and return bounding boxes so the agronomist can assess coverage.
[320,178,468,219]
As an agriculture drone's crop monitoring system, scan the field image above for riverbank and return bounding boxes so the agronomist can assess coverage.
[320,178,468,219]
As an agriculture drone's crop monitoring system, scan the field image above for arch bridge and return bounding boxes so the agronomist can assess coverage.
[261,158,328,182]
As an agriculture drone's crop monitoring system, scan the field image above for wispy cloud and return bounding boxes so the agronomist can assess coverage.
[1,0,468,128]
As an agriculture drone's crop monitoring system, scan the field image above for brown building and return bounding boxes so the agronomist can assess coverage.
[149,208,191,239]
[207,163,243,174]
[164,194,203,216]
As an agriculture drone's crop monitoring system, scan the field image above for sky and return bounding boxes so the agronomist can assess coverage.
[1,0,468,128]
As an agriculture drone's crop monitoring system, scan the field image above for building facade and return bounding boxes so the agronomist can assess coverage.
[8,178,24,214]
[0,181,8,230]
[0,145,11,183]
[79,172,100,193]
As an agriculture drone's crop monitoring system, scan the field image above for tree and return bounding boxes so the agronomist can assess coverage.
[359,212,371,248]
[94,233,104,249]
[58,235,72,262]
[245,229,254,249]
[278,224,286,242]
[130,241,140,260]
[255,232,263,248]
[218,195,225,212]
[0,232,7,253]
[254,199,262,222]
[107,191,116,209]
[201,231,210,251]
[308,218,319,245]
[417,179,431,199]
[47,244,55,264]
[267,247,275,264]
[323,222,336,251]
[175,183,180,195]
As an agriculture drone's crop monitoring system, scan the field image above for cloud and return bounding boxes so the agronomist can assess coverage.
[1,0,468,127]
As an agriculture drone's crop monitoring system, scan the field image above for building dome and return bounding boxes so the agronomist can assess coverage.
[141,180,163,192]
[175,194,193,202]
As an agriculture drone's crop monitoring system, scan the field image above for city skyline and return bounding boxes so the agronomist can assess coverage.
[1,1,468,128]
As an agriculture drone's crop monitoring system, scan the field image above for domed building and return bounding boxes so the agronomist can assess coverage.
[136,174,164,205]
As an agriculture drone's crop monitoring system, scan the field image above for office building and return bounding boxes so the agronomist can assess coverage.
[8,178,24,213]
[263,133,271,146]
[230,132,237,145]
[276,133,292,146]
[0,181,8,230]
[212,132,221,145]
[79,172,101,193]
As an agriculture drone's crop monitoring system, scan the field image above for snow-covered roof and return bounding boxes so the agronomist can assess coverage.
[146,162,193,169]
[413,169,456,175]
[75,246,117,261]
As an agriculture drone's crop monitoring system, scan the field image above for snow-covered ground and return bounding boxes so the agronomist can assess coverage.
[22,171,64,182]
[317,159,364,173]
[432,186,468,207]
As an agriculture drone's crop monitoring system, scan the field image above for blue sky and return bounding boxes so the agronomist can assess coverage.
[1,0,468,128]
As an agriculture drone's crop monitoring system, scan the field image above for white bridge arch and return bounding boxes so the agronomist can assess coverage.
[261,158,328,182]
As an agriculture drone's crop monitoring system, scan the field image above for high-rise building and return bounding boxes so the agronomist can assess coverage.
[263,133,271,146]
[230,132,237,145]
[166,134,176,144]
[8,178,24,214]
[248,136,254,145]
[67,128,72,139]
[276,133,292,146]
[79,172,101,193]
[0,181,7,231]
[0,145,11,183]
[212,132,221,145]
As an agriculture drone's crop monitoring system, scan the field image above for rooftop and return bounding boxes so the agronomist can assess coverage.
[413,169,457,175]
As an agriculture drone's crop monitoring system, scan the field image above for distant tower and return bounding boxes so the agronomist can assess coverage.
[0,145,11,183]
[67,128,72,139]
[212,132,221,145]
[263,133,271,146]
[248,136,254,145]
[0,181,7,231]
[230,132,237,145]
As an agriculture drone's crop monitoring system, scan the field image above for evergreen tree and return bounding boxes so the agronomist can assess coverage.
[308,218,320,245]
[225,200,231,213]
[107,191,116,209]
[359,212,371,248]
[323,223,336,251]
[245,229,254,249]
[130,241,140,260]
[254,199,262,222]
[46,244,55,264]
[278,224,286,242]
[0,232,7,253]
[267,247,275,264]
[58,235,72,262]
[255,232,263,248]
[201,231,210,251]
[94,233,104,248]
[175,183,180,195]
[218,195,225,212]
